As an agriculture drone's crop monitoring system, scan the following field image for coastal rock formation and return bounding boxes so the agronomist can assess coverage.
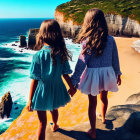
[132,40,140,53]
[55,10,140,40]
[0,91,13,119]
[19,35,27,47]
[55,10,81,40]
[28,29,39,49]
[125,92,140,104]
[105,14,140,37]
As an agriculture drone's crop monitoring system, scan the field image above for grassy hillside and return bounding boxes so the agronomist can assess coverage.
[56,0,140,24]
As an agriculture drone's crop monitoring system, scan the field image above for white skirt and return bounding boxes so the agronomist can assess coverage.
[78,66,118,96]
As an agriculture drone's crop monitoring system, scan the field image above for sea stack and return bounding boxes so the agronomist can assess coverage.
[20,35,27,47]
[28,29,39,49]
[0,91,13,119]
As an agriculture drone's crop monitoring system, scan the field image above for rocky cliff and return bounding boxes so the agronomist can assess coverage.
[55,10,81,41]
[55,10,140,40]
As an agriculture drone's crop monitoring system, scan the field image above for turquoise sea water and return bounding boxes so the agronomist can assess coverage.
[0,18,81,134]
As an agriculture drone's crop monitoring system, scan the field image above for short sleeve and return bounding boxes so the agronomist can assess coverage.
[62,61,72,74]
[30,54,41,80]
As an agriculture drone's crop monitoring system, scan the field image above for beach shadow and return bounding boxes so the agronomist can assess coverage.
[57,128,116,140]
[105,119,114,130]
[57,128,92,140]
[57,112,140,140]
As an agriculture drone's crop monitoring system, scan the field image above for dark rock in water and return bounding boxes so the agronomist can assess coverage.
[0,91,13,119]
[28,29,39,50]
[20,35,27,47]
[19,49,23,52]
[125,92,140,104]
[15,107,18,110]
[11,44,17,46]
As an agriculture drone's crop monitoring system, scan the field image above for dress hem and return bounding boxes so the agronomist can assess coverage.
[31,98,71,111]
[79,88,119,96]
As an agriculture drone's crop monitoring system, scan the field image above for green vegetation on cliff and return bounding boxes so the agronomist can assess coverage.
[56,0,140,24]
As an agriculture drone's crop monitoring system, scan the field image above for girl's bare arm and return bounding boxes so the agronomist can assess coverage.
[26,79,38,111]
[29,79,38,100]
[63,74,76,96]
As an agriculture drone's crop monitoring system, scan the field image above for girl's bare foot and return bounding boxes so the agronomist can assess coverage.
[97,113,106,124]
[102,118,106,124]
[50,123,59,132]
[87,129,96,139]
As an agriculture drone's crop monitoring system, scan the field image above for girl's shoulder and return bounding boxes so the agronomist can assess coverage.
[33,46,51,60]
[107,35,114,41]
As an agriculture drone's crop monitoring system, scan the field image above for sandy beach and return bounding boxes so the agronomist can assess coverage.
[108,37,140,107]
[1,37,140,139]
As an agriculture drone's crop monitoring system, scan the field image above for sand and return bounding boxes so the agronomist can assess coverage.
[107,37,140,108]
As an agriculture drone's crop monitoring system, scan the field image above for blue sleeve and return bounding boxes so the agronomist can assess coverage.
[112,38,122,76]
[62,61,73,74]
[30,54,41,80]
[71,51,90,88]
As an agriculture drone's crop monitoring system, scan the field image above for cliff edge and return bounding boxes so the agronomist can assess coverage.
[55,0,140,39]
[1,92,140,140]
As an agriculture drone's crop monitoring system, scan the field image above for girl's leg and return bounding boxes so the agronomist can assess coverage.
[37,111,47,140]
[50,109,59,131]
[100,90,108,123]
[88,94,97,139]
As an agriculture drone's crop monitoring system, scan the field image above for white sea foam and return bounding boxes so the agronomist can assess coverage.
[0,56,32,62]
[2,41,36,54]
[132,40,140,53]
[0,117,12,124]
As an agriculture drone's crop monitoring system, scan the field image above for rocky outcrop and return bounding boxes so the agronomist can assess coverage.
[55,10,140,40]
[28,29,39,49]
[55,10,81,41]
[125,92,140,104]
[105,14,140,37]
[19,35,27,47]
[132,40,140,53]
[0,91,13,119]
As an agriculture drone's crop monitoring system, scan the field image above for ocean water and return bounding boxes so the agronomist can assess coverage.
[0,18,81,134]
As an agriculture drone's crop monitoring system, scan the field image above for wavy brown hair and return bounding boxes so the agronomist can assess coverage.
[34,19,72,64]
[77,8,108,56]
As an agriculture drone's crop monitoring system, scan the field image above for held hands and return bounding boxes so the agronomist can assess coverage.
[117,75,121,86]
[68,86,77,97]
[25,100,33,112]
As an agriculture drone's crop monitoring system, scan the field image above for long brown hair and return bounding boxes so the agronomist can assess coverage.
[35,19,72,64]
[77,8,108,56]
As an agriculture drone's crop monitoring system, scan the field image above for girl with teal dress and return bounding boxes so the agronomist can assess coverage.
[26,19,76,140]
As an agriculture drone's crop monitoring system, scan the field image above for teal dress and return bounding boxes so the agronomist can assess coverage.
[30,46,72,111]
